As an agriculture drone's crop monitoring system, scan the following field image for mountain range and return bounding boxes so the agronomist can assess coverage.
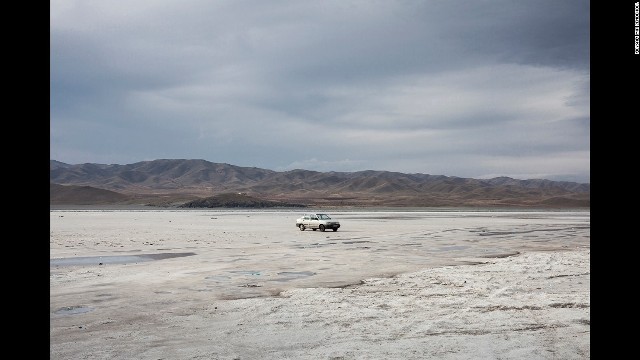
[50,159,590,208]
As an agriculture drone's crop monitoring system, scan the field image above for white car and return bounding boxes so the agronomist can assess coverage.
[296,213,340,232]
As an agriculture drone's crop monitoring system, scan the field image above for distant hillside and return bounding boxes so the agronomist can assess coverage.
[50,159,590,208]
[50,183,131,205]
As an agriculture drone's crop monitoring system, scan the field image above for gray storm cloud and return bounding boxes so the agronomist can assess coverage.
[50,0,590,183]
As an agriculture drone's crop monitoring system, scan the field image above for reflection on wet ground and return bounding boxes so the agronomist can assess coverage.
[475,225,591,237]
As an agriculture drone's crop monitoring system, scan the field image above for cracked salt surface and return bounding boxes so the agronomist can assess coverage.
[50,209,589,359]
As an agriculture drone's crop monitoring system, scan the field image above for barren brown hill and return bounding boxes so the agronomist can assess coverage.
[50,159,590,208]
[50,183,131,205]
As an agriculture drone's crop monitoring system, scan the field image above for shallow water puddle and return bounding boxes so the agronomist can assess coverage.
[54,305,94,316]
[50,252,196,267]
[271,271,316,282]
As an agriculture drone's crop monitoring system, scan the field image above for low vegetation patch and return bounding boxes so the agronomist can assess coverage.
[179,192,306,208]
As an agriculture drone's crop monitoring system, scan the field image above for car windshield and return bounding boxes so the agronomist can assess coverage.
[318,214,331,220]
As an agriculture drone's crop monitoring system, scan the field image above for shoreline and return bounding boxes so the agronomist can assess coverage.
[50,204,591,212]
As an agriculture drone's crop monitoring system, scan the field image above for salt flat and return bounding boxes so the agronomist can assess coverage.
[50,209,590,359]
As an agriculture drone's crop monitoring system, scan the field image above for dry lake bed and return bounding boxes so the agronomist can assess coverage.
[50,208,590,359]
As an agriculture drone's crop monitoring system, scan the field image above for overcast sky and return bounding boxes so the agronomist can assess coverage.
[50,0,590,183]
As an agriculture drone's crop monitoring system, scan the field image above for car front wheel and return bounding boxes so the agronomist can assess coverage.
[299,224,305,231]
[319,225,325,232]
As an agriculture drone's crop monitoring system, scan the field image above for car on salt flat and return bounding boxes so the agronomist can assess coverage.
[296,213,340,232]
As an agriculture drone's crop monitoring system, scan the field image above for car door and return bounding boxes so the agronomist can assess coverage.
[303,215,311,227]
[309,214,319,229]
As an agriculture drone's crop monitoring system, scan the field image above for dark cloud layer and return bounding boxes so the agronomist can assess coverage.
[50,0,590,183]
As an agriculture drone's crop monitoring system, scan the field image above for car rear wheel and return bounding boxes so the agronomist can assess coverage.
[319,225,325,232]
[299,224,305,231]
[332,228,338,232]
